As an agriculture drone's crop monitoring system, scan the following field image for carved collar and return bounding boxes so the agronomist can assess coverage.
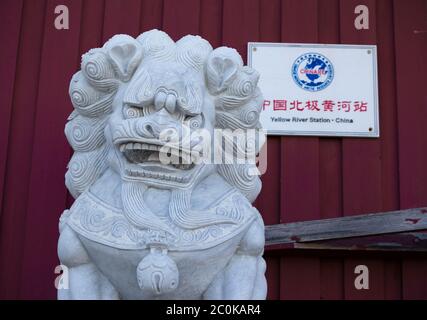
[65,190,257,251]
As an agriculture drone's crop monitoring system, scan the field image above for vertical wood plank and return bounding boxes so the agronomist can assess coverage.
[279,0,321,300]
[256,0,281,226]
[222,0,260,61]
[402,259,427,299]
[320,257,343,300]
[280,254,320,299]
[163,0,200,41]
[265,256,280,300]
[376,0,399,213]
[0,0,41,299]
[140,0,164,32]
[344,258,384,300]
[340,0,385,301]
[393,0,427,300]
[103,0,141,41]
[394,0,427,209]
[317,0,345,299]
[318,0,342,220]
[0,0,23,217]
[18,0,83,299]
[280,0,320,224]
[80,0,105,53]
[257,0,282,299]
[384,259,402,300]
[319,137,343,219]
[200,0,223,48]
[340,0,382,216]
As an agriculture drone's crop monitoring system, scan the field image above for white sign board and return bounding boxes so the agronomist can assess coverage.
[248,43,379,137]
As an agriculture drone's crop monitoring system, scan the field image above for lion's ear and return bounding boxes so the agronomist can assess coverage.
[104,35,142,82]
[205,47,243,95]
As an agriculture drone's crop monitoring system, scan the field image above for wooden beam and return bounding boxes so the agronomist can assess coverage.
[266,232,427,253]
[265,207,427,246]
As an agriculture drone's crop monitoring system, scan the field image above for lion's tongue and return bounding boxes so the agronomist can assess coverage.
[147,152,160,162]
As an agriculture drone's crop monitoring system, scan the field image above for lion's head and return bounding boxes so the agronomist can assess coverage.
[65,30,264,234]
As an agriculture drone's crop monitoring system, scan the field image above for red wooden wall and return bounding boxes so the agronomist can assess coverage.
[0,0,426,299]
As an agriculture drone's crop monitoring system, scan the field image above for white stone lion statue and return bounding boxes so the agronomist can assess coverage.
[58,29,267,300]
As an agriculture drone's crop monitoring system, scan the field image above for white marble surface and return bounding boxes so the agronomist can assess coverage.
[58,30,267,300]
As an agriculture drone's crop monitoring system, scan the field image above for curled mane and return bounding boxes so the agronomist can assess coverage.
[65,29,264,203]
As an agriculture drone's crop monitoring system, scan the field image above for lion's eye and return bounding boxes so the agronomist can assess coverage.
[123,105,155,119]
[123,105,143,119]
[184,114,204,129]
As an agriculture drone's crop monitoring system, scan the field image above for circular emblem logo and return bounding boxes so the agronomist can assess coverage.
[292,53,334,91]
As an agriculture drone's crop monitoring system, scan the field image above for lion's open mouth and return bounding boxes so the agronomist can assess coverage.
[119,142,196,171]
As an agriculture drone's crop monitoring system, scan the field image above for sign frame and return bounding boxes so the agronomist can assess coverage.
[248,42,380,138]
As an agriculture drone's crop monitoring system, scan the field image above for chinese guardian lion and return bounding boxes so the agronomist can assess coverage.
[58,30,267,300]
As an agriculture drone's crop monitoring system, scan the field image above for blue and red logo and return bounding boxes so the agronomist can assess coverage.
[292,53,334,92]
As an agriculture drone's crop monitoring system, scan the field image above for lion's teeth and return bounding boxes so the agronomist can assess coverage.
[134,143,142,150]
[170,148,180,157]
[169,153,179,165]
[181,153,192,164]
[120,145,126,152]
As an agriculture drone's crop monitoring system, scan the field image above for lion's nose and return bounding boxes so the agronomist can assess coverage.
[154,92,176,114]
